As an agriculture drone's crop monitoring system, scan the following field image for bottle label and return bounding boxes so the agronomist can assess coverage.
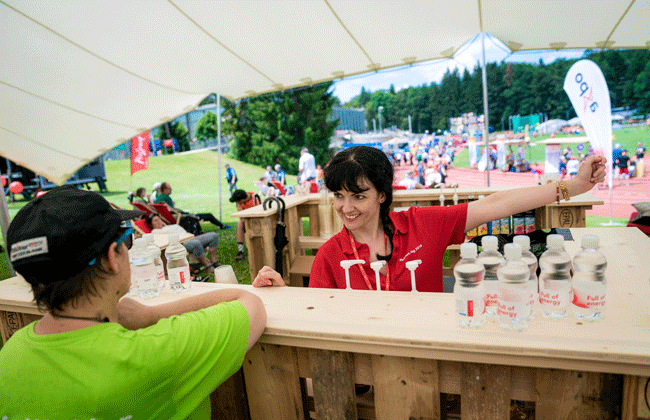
[483,281,498,307]
[168,266,190,285]
[497,299,530,319]
[572,289,606,309]
[539,289,572,307]
[156,268,165,283]
[456,298,485,317]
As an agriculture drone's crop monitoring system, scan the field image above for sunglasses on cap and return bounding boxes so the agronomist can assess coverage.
[88,227,133,266]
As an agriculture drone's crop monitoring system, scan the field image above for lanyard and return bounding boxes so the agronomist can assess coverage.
[346,228,391,291]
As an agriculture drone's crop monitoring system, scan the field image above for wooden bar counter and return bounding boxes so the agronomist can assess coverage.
[1,227,647,420]
[233,189,603,284]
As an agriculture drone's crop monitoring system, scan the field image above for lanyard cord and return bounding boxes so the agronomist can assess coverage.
[347,228,390,291]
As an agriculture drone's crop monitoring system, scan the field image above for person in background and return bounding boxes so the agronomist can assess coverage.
[298,147,317,183]
[274,164,286,186]
[0,186,266,419]
[615,149,630,182]
[128,187,150,205]
[145,214,220,273]
[635,141,646,177]
[154,182,231,230]
[263,166,275,184]
[612,142,622,178]
[398,171,425,190]
[566,156,580,178]
[225,163,238,196]
[150,182,162,203]
[252,145,605,292]
[559,156,567,178]
[230,189,261,261]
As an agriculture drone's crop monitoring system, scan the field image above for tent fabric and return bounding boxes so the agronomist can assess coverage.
[2,0,649,184]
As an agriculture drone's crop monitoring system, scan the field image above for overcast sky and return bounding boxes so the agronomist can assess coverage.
[331,34,587,104]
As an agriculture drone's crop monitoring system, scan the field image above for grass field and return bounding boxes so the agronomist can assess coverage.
[1,126,644,282]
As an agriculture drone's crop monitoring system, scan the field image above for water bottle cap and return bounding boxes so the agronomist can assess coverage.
[546,234,564,249]
[133,237,146,249]
[512,235,530,249]
[143,233,153,243]
[168,233,180,244]
[504,243,522,259]
[481,235,498,250]
[581,234,599,249]
[460,242,477,258]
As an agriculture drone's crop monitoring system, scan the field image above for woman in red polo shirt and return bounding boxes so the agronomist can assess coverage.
[230,190,260,261]
[254,146,606,292]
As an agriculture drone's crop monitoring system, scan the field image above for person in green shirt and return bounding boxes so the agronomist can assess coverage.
[0,186,266,419]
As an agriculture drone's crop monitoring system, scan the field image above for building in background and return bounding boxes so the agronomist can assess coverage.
[330,106,366,133]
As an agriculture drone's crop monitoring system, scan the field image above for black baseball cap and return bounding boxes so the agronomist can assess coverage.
[7,186,144,281]
[229,189,248,203]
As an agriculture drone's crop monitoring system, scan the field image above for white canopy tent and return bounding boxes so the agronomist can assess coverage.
[2,0,649,185]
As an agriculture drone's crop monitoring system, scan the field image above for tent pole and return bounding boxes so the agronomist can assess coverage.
[217,94,223,222]
[481,32,490,187]
[0,185,15,277]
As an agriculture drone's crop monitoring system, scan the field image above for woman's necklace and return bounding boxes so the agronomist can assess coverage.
[346,228,391,291]
[52,313,110,323]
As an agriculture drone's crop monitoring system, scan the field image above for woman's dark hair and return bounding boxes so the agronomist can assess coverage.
[324,146,395,260]
[28,229,126,313]
[135,187,146,197]
[145,213,159,229]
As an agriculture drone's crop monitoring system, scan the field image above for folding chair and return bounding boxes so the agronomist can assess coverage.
[151,203,181,225]
[131,219,152,237]
[271,181,287,195]
[131,202,156,215]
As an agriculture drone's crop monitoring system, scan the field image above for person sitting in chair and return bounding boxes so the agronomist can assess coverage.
[145,213,221,273]
[154,182,231,230]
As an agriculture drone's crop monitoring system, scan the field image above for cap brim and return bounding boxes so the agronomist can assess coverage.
[116,209,145,221]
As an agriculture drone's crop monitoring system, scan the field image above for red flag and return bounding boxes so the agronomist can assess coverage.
[130,132,150,175]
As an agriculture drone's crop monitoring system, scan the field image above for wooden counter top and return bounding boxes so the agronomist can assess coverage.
[1,228,647,377]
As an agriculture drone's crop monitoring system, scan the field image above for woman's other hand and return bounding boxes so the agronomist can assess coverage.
[252,266,287,287]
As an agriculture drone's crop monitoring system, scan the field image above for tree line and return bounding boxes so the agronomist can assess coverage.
[344,49,650,133]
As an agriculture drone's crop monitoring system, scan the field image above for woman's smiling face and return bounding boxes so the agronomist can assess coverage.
[332,178,385,233]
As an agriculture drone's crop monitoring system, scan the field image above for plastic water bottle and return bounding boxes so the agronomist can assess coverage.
[453,243,486,328]
[496,243,531,330]
[166,233,191,292]
[477,235,504,317]
[143,234,166,292]
[538,234,572,319]
[571,234,607,321]
[513,235,539,319]
[130,238,160,299]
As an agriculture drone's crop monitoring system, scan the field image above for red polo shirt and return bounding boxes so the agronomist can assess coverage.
[309,204,468,292]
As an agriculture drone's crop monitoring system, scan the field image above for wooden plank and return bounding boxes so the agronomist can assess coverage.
[638,376,650,419]
[621,375,639,420]
[308,205,320,237]
[460,363,511,420]
[243,343,304,420]
[535,369,622,420]
[210,369,250,420]
[371,355,440,420]
[308,348,357,420]
[0,310,42,344]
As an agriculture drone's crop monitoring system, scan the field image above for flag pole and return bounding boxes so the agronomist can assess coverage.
[217,94,223,222]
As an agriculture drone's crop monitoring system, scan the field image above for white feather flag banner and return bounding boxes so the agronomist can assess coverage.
[563,59,613,189]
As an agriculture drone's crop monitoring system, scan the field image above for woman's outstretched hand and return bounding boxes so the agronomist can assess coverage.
[571,155,607,194]
[252,266,287,287]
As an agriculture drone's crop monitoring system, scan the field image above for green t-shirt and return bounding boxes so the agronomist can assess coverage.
[154,193,174,207]
[0,301,249,420]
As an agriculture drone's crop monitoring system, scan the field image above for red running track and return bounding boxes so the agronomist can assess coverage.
[394,158,650,219]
